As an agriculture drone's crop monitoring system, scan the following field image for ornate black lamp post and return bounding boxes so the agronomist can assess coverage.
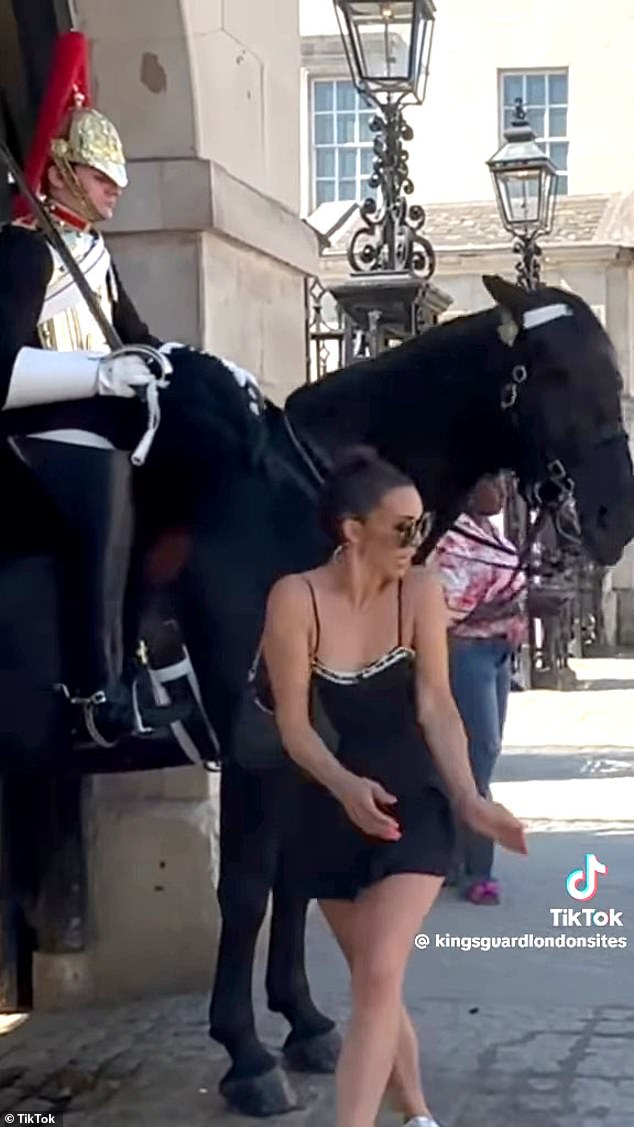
[330,1,438,354]
[333,0,436,279]
[487,97,557,290]
[487,98,582,689]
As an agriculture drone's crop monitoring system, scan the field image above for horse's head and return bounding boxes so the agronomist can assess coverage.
[483,275,634,567]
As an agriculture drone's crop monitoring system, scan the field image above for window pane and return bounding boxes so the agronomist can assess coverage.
[549,107,567,136]
[549,141,569,171]
[361,148,374,175]
[526,74,545,105]
[503,106,515,130]
[548,73,568,104]
[314,114,334,145]
[316,180,336,204]
[555,172,568,196]
[526,107,544,137]
[313,82,333,112]
[336,81,357,111]
[337,114,356,144]
[503,74,523,106]
[339,149,357,178]
[338,178,357,200]
[359,113,374,142]
[316,148,335,177]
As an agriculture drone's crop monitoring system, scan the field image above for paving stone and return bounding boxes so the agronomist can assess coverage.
[569,1076,634,1115]
[0,1086,28,1113]
[16,1096,63,1113]
[489,1032,579,1074]
[576,1046,634,1078]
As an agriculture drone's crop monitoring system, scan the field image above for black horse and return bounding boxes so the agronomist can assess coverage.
[0,275,632,1115]
[150,275,634,1115]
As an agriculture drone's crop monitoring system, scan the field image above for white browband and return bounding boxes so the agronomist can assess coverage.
[522,304,573,330]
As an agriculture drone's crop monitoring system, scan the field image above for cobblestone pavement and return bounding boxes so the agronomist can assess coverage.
[0,656,633,1126]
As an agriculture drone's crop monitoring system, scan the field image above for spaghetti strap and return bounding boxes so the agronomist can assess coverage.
[303,577,321,654]
[397,580,404,648]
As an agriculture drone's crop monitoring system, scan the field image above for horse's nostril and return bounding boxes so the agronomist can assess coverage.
[597,505,609,529]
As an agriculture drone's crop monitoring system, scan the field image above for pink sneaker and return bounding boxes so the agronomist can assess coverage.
[463,879,500,904]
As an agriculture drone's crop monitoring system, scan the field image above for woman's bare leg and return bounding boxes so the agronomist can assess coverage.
[319,873,443,1127]
[389,1007,430,1118]
[321,896,432,1118]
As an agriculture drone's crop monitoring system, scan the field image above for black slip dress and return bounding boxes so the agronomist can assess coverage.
[285,577,455,901]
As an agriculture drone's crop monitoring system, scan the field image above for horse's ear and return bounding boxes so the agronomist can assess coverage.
[482,275,533,320]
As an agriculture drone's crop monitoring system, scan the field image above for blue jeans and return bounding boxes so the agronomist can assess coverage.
[448,636,512,885]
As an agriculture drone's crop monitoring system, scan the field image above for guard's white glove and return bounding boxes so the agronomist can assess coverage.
[96,353,155,398]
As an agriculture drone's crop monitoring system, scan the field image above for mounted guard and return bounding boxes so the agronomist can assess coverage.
[0,31,207,751]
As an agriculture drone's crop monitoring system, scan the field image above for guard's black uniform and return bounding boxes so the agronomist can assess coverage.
[0,214,183,746]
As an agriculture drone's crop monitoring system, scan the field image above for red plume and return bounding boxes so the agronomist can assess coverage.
[12,31,92,220]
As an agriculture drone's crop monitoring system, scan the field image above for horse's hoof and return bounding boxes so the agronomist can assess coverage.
[283,1026,342,1074]
[219,1064,299,1117]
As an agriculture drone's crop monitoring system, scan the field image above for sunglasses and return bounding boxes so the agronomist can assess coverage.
[393,513,433,548]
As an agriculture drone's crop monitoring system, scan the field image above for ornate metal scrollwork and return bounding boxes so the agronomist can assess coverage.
[513,232,542,291]
[347,100,436,281]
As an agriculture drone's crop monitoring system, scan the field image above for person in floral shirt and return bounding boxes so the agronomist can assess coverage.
[430,473,527,904]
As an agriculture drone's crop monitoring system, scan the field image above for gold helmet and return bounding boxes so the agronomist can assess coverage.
[13,30,127,223]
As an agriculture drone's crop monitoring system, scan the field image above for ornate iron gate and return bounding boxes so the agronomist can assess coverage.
[503,477,604,689]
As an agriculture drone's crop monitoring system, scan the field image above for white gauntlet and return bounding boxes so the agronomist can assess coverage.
[3,347,154,409]
[96,353,154,398]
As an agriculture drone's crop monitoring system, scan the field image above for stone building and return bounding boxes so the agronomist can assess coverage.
[299,0,634,643]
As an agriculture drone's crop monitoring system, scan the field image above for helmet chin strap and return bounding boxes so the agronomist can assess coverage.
[48,157,102,225]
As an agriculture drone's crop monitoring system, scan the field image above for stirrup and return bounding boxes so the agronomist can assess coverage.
[57,678,189,749]
[56,684,119,749]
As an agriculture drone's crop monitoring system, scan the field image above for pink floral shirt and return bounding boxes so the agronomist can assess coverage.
[430,513,527,646]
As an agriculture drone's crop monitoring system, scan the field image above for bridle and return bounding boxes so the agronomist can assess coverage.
[497,303,582,565]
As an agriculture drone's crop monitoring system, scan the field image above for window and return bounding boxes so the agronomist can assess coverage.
[311,78,375,207]
[500,71,569,196]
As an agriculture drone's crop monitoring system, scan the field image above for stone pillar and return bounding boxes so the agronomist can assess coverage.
[33,767,221,1008]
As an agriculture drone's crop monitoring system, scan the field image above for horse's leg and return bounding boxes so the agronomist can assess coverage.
[266,848,341,1074]
[209,762,298,1116]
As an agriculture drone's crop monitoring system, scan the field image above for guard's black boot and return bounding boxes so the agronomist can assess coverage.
[72,649,192,749]
[11,438,189,748]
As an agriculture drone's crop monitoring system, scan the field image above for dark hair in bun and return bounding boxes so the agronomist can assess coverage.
[319,445,414,543]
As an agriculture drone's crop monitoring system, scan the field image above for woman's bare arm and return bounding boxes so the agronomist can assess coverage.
[412,567,480,811]
[262,575,401,838]
[262,575,352,795]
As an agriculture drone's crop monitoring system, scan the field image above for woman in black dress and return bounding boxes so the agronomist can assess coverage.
[262,447,527,1127]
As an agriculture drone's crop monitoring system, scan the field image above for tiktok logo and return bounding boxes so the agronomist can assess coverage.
[566,853,608,901]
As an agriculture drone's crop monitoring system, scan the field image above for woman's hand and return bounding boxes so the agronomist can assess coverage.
[458,793,528,855]
[332,773,401,840]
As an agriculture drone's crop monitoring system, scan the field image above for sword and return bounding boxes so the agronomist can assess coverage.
[0,139,171,465]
